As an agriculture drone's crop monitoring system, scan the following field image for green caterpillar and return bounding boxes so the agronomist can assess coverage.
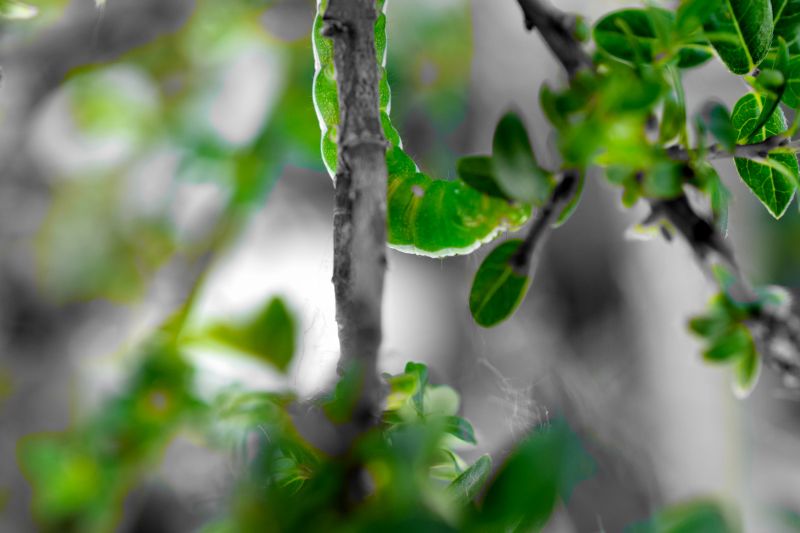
[312,0,529,258]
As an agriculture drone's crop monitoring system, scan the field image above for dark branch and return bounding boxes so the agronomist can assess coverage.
[324,0,388,423]
[512,0,800,386]
[512,171,580,275]
[323,0,388,502]
[515,0,592,77]
[666,136,800,162]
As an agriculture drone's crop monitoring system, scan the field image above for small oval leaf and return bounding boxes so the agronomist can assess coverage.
[205,297,297,372]
[449,454,492,504]
[469,240,531,328]
[443,416,477,444]
[492,112,554,206]
[731,92,799,218]
[594,8,713,68]
[733,342,761,398]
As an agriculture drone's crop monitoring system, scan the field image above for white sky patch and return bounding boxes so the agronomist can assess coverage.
[208,46,285,147]
[189,184,340,397]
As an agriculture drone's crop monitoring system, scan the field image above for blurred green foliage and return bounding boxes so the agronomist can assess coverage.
[689,266,792,397]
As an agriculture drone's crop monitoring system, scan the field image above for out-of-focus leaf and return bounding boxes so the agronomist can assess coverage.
[456,156,510,200]
[731,92,798,218]
[772,0,800,43]
[661,93,686,143]
[479,418,594,531]
[449,454,492,504]
[68,67,160,140]
[706,165,732,233]
[492,112,554,206]
[704,0,774,75]
[18,438,107,524]
[205,297,296,372]
[35,176,175,303]
[555,171,585,227]
[702,325,752,362]
[782,56,800,108]
[0,0,37,18]
[677,0,723,31]
[322,363,363,424]
[594,8,712,68]
[628,499,736,532]
[688,314,730,339]
[733,341,761,398]
[443,416,476,444]
[643,160,684,198]
[469,240,531,328]
[702,103,738,152]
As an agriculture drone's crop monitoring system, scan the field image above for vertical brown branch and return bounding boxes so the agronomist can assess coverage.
[322,0,387,430]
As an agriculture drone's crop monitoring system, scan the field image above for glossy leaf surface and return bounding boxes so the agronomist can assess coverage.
[469,240,531,327]
[731,92,798,218]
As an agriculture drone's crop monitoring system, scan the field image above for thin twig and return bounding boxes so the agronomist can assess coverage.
[666,136,800,161]
[512,171,580,274]
[515,0,592,77]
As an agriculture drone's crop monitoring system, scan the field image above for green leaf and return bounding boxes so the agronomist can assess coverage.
[782,56,800,108]
[660,93,686,143]
[703,103,738,152]
[703,164,732,233]
[443,416,477,444]
[629,499,736,533]
[595,9,662,64]
[469,240,532,328]
[731,92,798,217]
[386,166,530,258]
[756,68,786,92]
[677,0,723,31]
[733,342,761,398]
[643,160,684,198]
[492,112,554,206]
[456,156,510,200]
[594,8,713,68]
[772,0,800,43]
[449,454,492,504]
[321,362,363,423]
[206,297,296,372]
[405,362,429,415]
[688,315,731,339]
[703,325,752,362]
[704,0,774,74]
[555,172,585,227]
[479,419,594,531]
[0,0,37,18]
[423,385,460,417]
[315,7,530,258]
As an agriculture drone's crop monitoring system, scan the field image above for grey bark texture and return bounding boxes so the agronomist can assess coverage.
[322,0,388,432]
